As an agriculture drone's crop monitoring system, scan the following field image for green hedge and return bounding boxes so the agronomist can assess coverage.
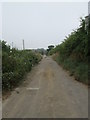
[54,54,88,85]
[52,18,89,84]
[2,41,42,91]
[2,72,22,90]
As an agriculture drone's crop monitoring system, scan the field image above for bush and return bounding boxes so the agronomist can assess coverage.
[63,59,78,73]
[52,18,88,84]
[1,41,42,91]
[74,63,88,84]
[2,72,22,90]
[2,52,17,73]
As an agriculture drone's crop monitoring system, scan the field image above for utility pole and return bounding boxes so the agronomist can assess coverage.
[22,39,25,50]
[12,42,13,49]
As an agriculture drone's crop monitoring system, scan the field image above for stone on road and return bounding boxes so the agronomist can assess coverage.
[3,57,88,118]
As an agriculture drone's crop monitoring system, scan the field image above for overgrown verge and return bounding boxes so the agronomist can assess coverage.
[1,41,42,91]
[52,17,89,85]
[53,54,88,84]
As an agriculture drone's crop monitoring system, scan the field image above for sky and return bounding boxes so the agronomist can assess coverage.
[1,2,88,49]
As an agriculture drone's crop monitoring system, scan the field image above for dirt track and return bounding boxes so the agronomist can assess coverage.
[3,57,88,118]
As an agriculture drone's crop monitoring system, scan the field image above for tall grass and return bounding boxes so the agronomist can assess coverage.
[53,54,88,85]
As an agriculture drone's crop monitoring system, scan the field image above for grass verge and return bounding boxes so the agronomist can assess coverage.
[53,54,88,85]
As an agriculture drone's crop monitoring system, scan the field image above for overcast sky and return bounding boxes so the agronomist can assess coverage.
[2,2,88,49]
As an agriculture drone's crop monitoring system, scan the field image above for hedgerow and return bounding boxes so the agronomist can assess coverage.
[2,41,42,90]
[52,18,89,84]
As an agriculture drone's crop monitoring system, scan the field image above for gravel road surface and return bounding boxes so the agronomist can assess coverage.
[3,57,88,118]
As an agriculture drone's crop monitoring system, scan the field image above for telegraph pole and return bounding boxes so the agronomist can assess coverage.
[12,42,13,49]
[22,39,25,50]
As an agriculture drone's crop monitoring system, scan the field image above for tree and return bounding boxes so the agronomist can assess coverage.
[47,45,54,53]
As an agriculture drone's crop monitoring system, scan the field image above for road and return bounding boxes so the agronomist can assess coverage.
[3,57,88,118]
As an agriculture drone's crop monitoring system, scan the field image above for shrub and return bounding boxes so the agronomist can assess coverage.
[52,18,88,84]
[2,41,42,91]
[74,63,88,84]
